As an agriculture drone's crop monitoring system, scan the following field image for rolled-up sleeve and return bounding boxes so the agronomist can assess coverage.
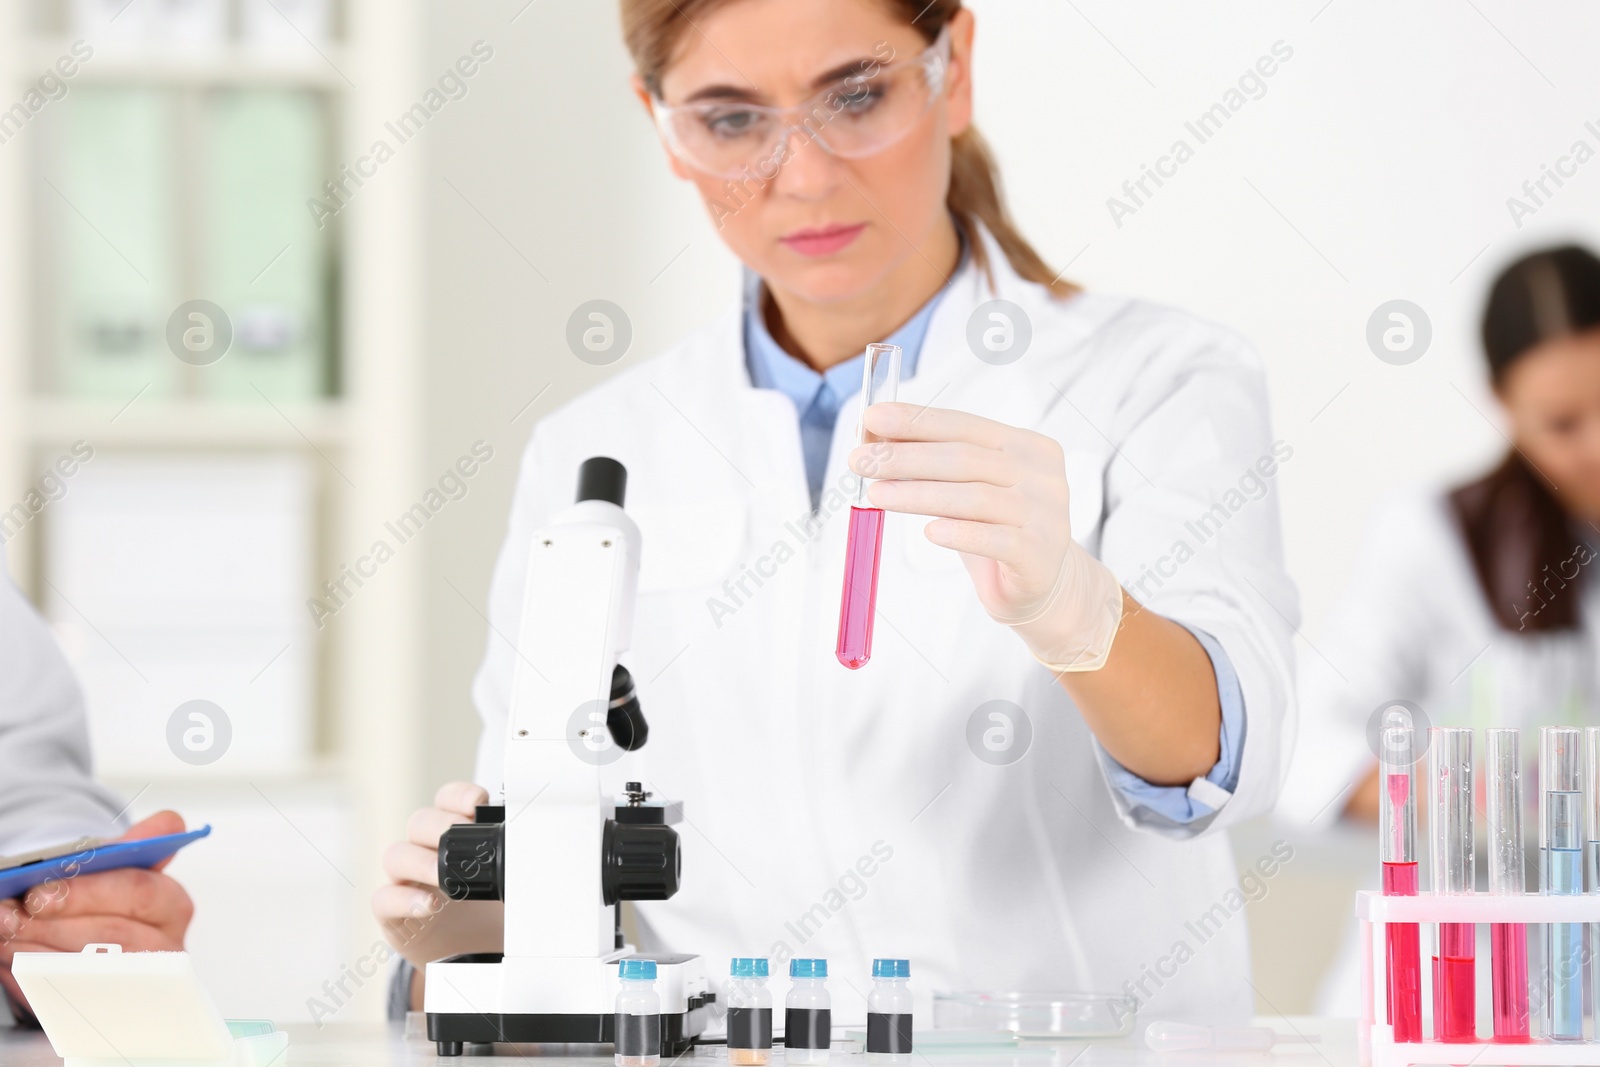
[1083,311,1299,839]
[1096,626,1247,832]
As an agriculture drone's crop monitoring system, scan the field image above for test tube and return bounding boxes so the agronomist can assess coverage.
[1542,726,1584,1040]
[1378,708,1422,1042]
[1586,729,1600,1024]
[1429,727,1476,1042]
[835,343,902,670]
[1486,728,1530,1041]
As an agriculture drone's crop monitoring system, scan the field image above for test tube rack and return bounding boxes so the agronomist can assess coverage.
[1358,890,1600,1066]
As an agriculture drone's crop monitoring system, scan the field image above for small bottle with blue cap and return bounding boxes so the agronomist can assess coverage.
[726,957,773,1065]
[614,958,661,1067]
[784,958,831,1064]
[866,959,912,1063]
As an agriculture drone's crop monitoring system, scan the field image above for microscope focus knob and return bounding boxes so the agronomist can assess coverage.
[438,821,504,901]
[601,820,681,904]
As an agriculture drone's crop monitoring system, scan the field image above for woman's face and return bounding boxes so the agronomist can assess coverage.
[1499,328,1600,519]
[646,0,973,306]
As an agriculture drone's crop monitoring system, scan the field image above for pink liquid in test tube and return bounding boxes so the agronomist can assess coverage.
[1428,727,1476,1044]
[836,506,885,669]
[1379,714,1422,1044]
[1434,923,1475,1042]
[1490,923,1529,1040]
[1382,859,1421,1041]
[836,343,901,670]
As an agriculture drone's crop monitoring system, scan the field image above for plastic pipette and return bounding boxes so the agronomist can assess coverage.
[1144,1020,1321,1053]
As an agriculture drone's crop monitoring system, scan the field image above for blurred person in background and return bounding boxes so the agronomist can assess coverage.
[1280,243,1600,1009]
[0,569,194,1025]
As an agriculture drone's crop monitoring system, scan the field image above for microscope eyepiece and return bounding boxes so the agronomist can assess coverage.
[576,456,627,507]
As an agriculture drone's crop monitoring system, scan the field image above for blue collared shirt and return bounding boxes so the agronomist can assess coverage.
[740,265,1247,827]
[743,268,948,512]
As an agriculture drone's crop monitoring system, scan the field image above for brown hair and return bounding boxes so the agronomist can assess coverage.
[1450,245,1600,632]
[620,0,1077,298]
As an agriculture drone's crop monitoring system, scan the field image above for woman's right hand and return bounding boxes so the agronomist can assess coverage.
[373,782,504,980]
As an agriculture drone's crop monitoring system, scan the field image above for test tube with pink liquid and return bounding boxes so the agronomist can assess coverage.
[1486,727,1529,1041]
[1429,727,1475,1043]
[1379,709,1422,1042]
[836,342,901,670]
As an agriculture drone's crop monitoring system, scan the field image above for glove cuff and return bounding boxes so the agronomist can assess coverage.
[1014,543,1125,673]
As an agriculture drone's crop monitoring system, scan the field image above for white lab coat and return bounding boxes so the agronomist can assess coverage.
[1279,489,1600,830]
[472,225,1298,1023]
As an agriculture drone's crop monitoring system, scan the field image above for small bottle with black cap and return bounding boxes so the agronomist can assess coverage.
[866,959,912,1064]
[784,958,831,1064]
[614,959,661,1067]
[726,957,773,1065]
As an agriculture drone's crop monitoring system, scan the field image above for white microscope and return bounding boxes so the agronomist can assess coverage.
[424,457,712,1056]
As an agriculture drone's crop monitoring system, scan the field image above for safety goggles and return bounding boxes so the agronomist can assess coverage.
[651,27,951,180]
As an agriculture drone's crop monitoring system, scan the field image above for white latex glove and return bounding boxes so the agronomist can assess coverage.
[373,781,504,973]
[849,401,1124,670]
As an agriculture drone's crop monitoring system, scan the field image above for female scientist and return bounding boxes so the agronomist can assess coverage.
[374,0,1296,1022]
[1281,244,1600,832]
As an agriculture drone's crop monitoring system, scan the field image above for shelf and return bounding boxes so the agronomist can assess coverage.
[2,0,428,1024]
[26,40,351,90]
[23,397,349,448]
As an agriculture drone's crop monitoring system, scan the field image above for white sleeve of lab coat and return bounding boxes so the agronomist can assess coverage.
[1092,319,1299,839]
[0,570,126,855]
[1273,492,1446,827]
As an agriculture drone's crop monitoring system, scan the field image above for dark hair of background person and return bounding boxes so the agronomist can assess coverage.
[1451,245,1600,632]
[619,0,1077,299]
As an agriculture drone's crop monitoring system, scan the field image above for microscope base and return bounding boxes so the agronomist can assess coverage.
[424,952,711,1058]
[427,1009,703,1056]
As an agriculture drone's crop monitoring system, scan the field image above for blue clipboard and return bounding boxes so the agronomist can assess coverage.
[0,826,211,900]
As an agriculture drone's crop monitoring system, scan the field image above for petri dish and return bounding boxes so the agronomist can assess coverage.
[931,992,1138,1039]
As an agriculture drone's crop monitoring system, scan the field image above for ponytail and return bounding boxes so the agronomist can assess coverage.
[947,126,1076,298]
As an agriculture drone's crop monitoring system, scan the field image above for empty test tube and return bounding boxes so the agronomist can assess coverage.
[1587,729,1600,1024]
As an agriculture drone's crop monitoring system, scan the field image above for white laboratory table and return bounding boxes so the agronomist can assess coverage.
[0,1017,1357,1067]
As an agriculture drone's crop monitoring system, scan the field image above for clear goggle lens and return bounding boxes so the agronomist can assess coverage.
[654,31,949,180]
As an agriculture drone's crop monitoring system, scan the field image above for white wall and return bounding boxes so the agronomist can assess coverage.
[418,0,741,804]
[417,0,1600,1009]
[968,0,1600,635]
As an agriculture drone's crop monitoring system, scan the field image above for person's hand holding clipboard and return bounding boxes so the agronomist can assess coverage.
[0,811,204,1020]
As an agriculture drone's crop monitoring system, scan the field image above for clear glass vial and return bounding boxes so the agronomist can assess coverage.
[784,958,831,1065]
[726,957,772,1066]
[866,958,912,1064]
[615,958,661,1067]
